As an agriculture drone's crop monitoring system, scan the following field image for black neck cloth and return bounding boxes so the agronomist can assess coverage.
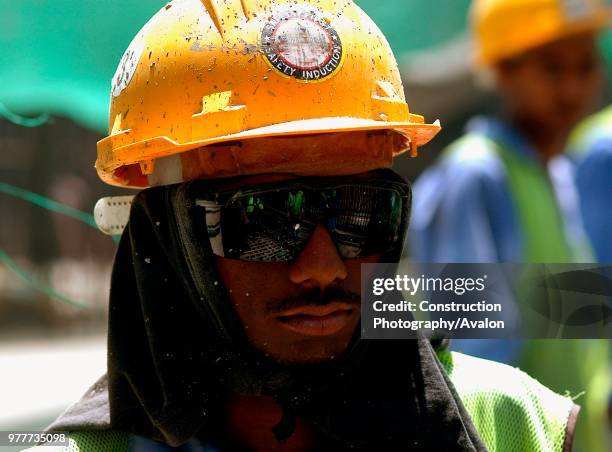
[106,170,487,451]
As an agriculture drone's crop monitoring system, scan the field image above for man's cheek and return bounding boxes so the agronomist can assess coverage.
[230,293,264,321]
[344,258,376,283]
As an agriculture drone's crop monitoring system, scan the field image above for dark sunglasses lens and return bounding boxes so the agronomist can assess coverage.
[210,183,406,262]
[220,191,314,262]
[325,185,404,258]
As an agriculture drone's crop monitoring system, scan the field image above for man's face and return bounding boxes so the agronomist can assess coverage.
[497,31,603,132]
[213,175,382,365]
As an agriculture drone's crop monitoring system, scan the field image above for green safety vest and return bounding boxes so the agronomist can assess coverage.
[25,351,575,452]
[568,104,612,157]
[446,134,580,263]
[446,133,609,452]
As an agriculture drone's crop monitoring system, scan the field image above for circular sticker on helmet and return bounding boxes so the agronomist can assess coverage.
[112,35,145,98]
[262,9,343,82]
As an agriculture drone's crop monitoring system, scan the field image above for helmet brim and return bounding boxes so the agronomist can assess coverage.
[97,116,441,187]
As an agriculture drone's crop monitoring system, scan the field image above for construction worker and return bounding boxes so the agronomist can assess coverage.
[409,1,610,451]
[568,107,612,447]
[26,1,581,451]
[567,104,612,263]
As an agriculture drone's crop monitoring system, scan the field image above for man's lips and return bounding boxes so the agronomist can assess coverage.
[274,302,358,337]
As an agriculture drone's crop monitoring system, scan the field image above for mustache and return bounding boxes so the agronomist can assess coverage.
[265,286,361,315]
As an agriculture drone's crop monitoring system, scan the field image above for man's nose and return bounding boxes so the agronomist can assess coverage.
[288,224,348,290]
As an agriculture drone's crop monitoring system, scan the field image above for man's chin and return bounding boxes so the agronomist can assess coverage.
[272,353,342,366]
[255,337,355,366]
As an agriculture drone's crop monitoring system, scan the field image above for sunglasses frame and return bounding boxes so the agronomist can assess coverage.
[187,172,412,262]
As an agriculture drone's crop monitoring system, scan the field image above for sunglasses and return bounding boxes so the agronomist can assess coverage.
[188,174,411,263]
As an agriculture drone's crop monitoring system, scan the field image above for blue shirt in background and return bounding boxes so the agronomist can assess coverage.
[572,135,612,263]
[410,116,588,264]
[408,117,590,363]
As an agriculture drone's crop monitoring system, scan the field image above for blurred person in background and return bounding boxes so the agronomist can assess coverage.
[566,108,612,441]
[567,104,612,263]
[409,0,610,451]
[23,0,585,451]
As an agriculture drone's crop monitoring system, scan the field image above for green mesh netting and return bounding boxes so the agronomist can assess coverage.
[23,431,129,452]
[442,351,573,452]
[67,431,129,452]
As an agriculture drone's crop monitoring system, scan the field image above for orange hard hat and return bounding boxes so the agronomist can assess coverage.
[472,0,610,67]
[96,0,441,188]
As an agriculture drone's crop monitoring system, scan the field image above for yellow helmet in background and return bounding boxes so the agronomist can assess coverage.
[96,0,440,188]
[471,0,610,67]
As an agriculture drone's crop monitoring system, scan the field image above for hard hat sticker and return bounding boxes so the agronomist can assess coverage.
[262,9,343,82]
[112,36,145,97]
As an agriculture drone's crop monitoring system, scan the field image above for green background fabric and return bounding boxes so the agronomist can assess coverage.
[4,0,612,134]
[1,0,165,133]
[0,0,477,134]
